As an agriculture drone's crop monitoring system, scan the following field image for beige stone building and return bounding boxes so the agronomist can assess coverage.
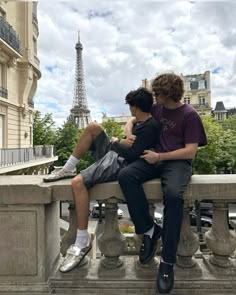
[0,1,57,174]
[181,71,211,115]
[102,113,132,130]
[0,1,40,148]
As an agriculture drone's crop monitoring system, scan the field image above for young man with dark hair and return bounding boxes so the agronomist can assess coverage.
[44,87,161,272]
[119,73,207,294]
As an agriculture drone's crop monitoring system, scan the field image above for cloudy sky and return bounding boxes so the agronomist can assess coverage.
[35,1,236,127]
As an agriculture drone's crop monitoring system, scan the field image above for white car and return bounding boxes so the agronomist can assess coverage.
[91,203,124,219]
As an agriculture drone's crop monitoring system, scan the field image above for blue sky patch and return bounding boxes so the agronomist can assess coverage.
[46,65,58,73]
[212,67,221,74]
[87,10,112,19]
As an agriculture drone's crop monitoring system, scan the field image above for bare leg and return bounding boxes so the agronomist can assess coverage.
[71,174,89,230]
[72,122,104,159]
[59,174,91,273]
[43,122,104,182]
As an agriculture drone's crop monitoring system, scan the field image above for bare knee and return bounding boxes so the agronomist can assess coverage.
[85,122,104,137]
[71,174,84,189]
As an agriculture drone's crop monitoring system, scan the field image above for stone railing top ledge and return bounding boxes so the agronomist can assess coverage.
[0,174,236,204]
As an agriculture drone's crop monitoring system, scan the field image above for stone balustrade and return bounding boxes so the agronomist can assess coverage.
[0,175,236,294]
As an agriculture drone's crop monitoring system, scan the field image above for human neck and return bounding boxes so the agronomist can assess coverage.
[136,112,151,122]
[164,100,183,110]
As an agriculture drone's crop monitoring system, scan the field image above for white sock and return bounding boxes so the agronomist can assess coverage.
[63,155,80,172]
[75,229,89,248]
[144,225,154,238]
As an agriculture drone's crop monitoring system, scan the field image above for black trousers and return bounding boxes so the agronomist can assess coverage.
[118,159,192,264]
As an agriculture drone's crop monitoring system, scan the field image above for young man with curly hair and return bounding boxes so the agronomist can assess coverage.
[119,73,207,294]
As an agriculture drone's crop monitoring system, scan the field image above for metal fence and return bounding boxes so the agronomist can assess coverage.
[0,16,21,53]
[0,145,54,167]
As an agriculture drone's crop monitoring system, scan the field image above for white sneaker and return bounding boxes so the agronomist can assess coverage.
[43,168,76,182]
[59,239,92,273]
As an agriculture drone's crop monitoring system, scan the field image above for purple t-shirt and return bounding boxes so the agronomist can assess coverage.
[151,103,207,152]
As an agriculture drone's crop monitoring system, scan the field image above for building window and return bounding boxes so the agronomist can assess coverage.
[185,82,191,91]
[198,80,205,90]
[33,37,37,54]
[198,96,205,106]
[0,62,7,98]
[0,114,3,148]
[30,126,32,145]
[217,113,223,121]
[184,97,190,104]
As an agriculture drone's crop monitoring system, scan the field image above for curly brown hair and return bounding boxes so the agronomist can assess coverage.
[151,73,184,102]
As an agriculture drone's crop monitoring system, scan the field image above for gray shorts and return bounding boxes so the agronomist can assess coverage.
[80,131,127,189]
[89,131,112,161]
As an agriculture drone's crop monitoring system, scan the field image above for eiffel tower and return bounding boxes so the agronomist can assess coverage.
[69,32,92,129]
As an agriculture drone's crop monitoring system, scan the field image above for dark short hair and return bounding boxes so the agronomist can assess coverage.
[152,73,184,102]
[125,87,153,112]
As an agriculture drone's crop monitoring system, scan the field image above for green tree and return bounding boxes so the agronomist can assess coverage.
[54,120,79,166]
[33,111,56,145]
[193,116,236,174]
[54,120,124,171]
[222,114,236,135]
[101,120,124,139]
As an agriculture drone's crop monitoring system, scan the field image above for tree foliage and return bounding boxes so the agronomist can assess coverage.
[53,120,124,172]
[54,120,80,166]
[33,111,56,145]
[193,116,236,174]
[101,120,124,139]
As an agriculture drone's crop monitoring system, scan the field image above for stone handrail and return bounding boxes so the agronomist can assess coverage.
[0,174,236,294]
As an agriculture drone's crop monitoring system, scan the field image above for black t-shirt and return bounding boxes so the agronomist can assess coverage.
[111,117,160,163]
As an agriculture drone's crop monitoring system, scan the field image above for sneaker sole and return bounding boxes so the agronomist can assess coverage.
[60,245,92,273]
[43,174,76,183]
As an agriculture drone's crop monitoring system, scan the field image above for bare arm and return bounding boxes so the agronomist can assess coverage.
[140,143,198,164]
[124,117,136,137]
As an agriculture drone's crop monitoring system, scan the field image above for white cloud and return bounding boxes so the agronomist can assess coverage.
[35,1,236,127]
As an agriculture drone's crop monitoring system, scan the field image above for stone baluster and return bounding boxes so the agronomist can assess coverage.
[60,202,77,256]
[205,202,236,267]
[177,202,199,267]
[98,197,126,269]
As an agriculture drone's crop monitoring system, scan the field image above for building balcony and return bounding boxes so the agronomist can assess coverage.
[0,145,58,175]
[0,175,235,294]
[191,103,210,109]
[0,86,8,99]
[0,16,21,58]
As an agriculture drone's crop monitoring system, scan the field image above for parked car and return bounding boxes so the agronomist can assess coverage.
[189,211,212,227]
[154,212,163,224]
[91,203,124,219]
[153,210,212,228]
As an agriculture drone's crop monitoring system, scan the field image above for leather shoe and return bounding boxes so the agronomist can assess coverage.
[156,262,174,293]
[139,222,162,264]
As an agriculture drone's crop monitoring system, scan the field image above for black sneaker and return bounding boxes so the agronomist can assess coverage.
[156,262,174,293]
[139,222,162,264]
